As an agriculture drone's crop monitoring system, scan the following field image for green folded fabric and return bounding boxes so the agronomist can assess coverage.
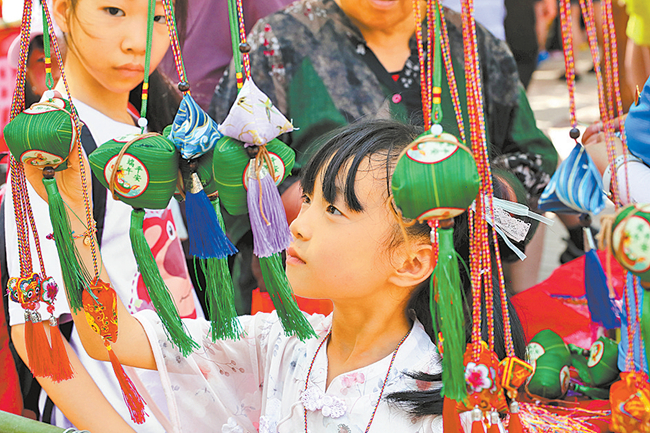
[89,133,179,209]
[4,98,75,171]
[212,137,295,216]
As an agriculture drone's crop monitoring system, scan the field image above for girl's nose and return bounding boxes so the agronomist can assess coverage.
[122,17,149,54]
[290,204,312,241]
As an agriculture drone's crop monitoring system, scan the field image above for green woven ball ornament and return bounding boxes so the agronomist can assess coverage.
[212,136,295,216]
[88,133,179,209]
[391,131,479,403]
[610,203,650,283]
[586,336,620,387]
[88,132,199,355]
[392,132,480,221]
[527,329,572,365]
[4,97,75,171]
[610,203,650,367]
[525,352,572,399]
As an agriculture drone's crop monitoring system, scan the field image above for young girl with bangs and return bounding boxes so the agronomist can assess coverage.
[6,0,195,431]
[24,119,526,432]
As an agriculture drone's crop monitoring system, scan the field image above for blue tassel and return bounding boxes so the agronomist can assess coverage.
[186,173,237,259]
[584,228,620,329]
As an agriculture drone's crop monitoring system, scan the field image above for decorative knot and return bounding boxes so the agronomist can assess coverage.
[301,386,347,419]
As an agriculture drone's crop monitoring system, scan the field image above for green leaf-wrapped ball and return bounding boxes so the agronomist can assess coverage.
[525,352,571,399]
[4,98,75,171]
[611,203,650,283]
[587,336,619,387]
[212,136,295,216]
[88,133,179,209]
[391,132,480,221]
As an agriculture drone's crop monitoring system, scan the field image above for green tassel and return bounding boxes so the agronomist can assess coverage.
[42,177,90,312]
[199,258,242,341]
[259,253,316,341]
[130,209,199,356]
[431,227,467,402]
[196,196,241,341]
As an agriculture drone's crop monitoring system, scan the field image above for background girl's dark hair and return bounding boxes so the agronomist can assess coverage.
[24,36,45,107]
[301,118,527,417]
[67,0,189,133]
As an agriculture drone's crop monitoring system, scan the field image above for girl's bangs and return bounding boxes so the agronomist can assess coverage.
[300,119,422,213]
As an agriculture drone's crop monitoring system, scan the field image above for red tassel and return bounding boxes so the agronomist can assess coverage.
[106,343,148,424]
[48,319,74,382]
[508,401,524,433]
[443,397,464,433]
[24,317,53,377]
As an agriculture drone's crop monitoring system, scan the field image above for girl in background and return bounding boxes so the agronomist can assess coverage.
[6,0,195,431]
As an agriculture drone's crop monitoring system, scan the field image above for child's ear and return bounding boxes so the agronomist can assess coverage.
[389,241,434,288]
[52,0,72,33]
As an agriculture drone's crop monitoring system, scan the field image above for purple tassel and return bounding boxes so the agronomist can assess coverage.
[247,171,292,257]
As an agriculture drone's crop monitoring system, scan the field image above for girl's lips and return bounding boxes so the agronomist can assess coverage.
[286,247,306,265]
[116,63,145,72]
[115,64,145,77]
[366,0,399,11]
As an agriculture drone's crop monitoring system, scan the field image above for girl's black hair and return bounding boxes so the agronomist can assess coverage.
[301,118,527,418]
[24,36,45,107]
[128,70,181,133]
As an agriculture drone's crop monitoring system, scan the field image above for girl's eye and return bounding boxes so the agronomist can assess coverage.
[326,204,342,216]
[153,15,167,23]
[301,194,311,205]
[105,7,125,16]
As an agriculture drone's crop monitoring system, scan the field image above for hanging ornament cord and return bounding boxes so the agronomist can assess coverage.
[122,0,199,355]
[42,0,99,296]
[577,0,630,206]
[160,0,188,90]
[626,277,647,373]
[601,0,630,203]
[227,0,251,89]
[459,0,515,361]
[7,0,73,381]
[413,0,449,131]
[459,2,522,429]
[137,0,156,133]
[160,0,241,340]
[223,0,315,341]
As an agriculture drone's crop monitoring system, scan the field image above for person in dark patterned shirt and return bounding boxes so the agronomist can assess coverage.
[210,0,558,307]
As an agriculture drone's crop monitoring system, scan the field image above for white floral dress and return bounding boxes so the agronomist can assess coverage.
[135,311,475,432]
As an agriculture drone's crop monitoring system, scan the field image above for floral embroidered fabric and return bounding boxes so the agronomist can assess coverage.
[135,311,474,432]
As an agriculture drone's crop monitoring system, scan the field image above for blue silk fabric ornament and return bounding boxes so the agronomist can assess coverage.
[538,142,606,215]
[168,93,222,159]
[167,93,235,259]
[626,75,650,166]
